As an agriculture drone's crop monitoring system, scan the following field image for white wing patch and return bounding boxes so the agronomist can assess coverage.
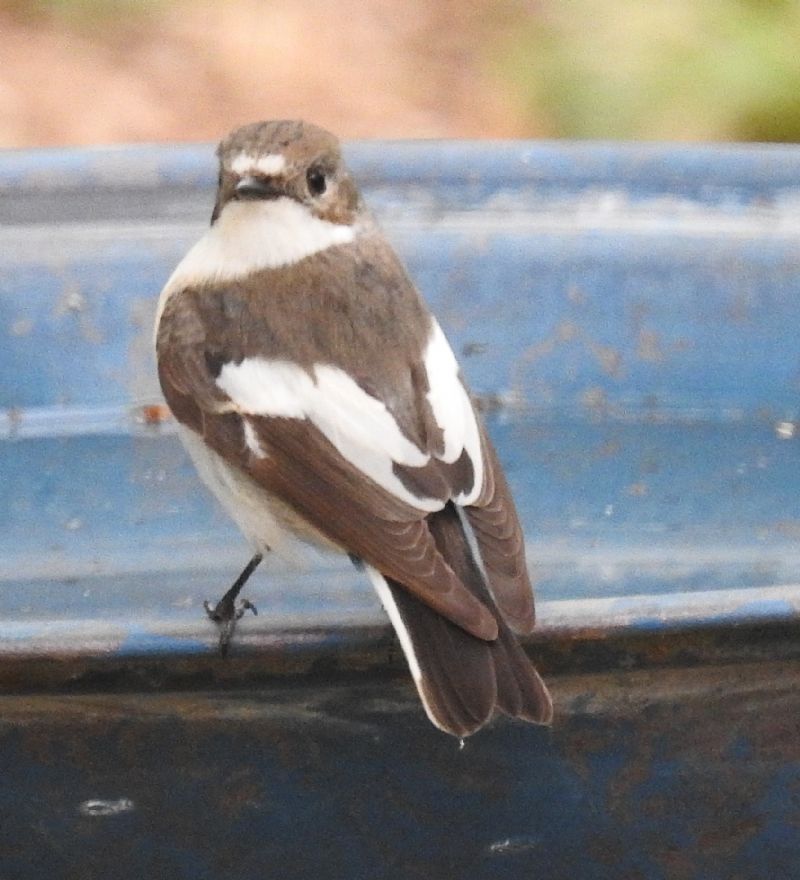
[217,359,312,418]
[423,320,484,505]
[216,358,443,512]
[242,418,268,459]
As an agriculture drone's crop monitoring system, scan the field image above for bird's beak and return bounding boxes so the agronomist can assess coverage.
[235,176,283,200]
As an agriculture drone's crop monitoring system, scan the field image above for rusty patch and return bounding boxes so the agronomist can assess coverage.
[637,328,665,363]
[136,403,172,426]
[590,341,625,378]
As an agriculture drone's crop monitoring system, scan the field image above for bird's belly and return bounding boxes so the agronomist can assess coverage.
[178,425,341,556]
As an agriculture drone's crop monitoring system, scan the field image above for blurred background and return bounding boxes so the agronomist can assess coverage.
[1,0,799,147]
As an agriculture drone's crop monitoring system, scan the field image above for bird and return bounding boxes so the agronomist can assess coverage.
[155,120,552,737]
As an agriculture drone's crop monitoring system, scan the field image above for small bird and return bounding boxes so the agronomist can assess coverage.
[155,120,552,737]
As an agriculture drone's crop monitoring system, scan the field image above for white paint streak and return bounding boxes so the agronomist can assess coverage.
[230,151,287,177]
[217,358,441,511]
[154,197,356,334]
[423,320,484,504]
[79,798,135,817]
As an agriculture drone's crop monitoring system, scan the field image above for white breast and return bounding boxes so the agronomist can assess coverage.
[154,197,357,339]
[178,425,338,555]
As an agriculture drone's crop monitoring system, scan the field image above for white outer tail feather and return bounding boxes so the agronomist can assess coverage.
[364,565,449,734]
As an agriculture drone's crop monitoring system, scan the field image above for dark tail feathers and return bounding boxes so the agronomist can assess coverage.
[375,504,552,737]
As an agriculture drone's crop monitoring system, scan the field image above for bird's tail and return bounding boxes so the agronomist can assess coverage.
[366,503,552,737]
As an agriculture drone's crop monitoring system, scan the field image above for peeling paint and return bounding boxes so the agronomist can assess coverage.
[590,341,625,378]
[775,421,797,440]
[487,836,543,855]
[79,798,136,817]
[637,328,665,363]
[9,318,34,337]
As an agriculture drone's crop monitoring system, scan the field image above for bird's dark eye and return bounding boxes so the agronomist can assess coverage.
[306,166,327,196]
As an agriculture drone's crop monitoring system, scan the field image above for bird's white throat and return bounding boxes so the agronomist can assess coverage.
[155,196,357,333]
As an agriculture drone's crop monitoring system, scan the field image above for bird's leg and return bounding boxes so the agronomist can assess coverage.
[204,552,263,657]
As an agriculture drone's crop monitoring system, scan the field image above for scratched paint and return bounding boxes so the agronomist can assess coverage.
[0,660,798,879]
[79,798,136,817]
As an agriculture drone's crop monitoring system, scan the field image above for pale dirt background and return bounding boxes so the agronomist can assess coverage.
[1,0,798,148]
[0,0,534,147]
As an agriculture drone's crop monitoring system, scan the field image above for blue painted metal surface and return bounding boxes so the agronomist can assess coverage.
[1,140,800,878]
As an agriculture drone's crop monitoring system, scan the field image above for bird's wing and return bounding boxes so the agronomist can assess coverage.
[467,431,536,634]
[157,286,503,640]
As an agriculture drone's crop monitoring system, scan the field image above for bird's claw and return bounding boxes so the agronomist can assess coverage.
[204,596,258,657]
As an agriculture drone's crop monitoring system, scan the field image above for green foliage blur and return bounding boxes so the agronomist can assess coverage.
[1,0,163,26]
[496,0,800,142]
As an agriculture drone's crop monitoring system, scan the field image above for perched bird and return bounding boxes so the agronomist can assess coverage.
[155,120,552,737]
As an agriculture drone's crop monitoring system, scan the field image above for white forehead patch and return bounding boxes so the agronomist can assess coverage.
[229,152,287,177]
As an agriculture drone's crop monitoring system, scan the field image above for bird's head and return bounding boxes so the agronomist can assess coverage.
[212,120,362,228]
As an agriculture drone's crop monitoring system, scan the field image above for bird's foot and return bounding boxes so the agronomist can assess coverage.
[202,552,264,657]
[204,595,258,658]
